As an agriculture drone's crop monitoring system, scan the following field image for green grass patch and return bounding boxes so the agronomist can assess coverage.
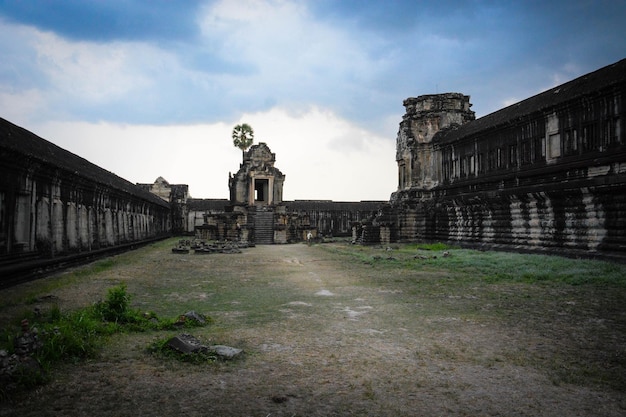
[0,284,211,398]
[323,243,626,287]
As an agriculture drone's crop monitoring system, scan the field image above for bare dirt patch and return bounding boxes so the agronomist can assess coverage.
[1,240,625,416]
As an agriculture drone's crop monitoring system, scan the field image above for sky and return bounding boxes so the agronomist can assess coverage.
[1,0,625,201]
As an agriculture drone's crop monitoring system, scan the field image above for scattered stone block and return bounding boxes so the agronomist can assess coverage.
[209,345,243,360]
[165,334,243,360]
[183,311,207,324]
[166,334,208,354]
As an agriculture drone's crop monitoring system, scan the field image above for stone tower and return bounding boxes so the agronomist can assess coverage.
[395,93,475,192]
[229,142,285,207]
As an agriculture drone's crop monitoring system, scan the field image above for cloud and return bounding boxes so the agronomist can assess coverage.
[2,0,626,205]
[34,33,154,103]
[34,105,397,202]
[196,0,394,122]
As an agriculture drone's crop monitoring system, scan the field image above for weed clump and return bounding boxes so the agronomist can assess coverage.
[0,284,211,399]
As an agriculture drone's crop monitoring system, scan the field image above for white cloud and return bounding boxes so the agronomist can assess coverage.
[239,106,396,201]
[197,0,385,103]
[34,106,397,202]
[0,88,46,125]
[31,30,181,105]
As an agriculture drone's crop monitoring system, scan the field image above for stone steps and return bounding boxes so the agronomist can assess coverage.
[255,211,274,244]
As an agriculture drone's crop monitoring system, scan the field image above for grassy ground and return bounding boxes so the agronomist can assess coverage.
[1,238,625,416]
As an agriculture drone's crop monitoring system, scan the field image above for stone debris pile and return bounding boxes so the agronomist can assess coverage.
[0,319,44,392]
[166,333,243,360]
[172,239,252,254]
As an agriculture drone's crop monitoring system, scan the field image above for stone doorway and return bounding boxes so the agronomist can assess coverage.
[254,178,269,205]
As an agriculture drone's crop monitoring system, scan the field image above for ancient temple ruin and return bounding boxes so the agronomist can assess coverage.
[396,93,475,191]
[168,142,380,244]
[362,58,626,258]
[2,58,625,281]
[223,142,288,244]
[229,142,285,207]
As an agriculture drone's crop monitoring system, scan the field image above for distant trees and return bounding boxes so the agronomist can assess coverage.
[232,123,254,152]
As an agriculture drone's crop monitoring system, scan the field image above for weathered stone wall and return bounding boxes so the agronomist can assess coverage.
[283,200,383,238]
[0,118,171,272]
[185,199,383,243]
[380,59,626,258]
[137,178,189,234]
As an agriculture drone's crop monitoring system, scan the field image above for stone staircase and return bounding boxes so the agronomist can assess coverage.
[254,210,274,244]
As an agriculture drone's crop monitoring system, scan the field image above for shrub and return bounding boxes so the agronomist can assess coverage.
[94,284,132,323]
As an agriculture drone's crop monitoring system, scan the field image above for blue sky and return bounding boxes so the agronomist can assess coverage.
[1,0,625,200]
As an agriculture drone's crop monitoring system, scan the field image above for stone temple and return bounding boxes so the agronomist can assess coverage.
[138,142,380,245]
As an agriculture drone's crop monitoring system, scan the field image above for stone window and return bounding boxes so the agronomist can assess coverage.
[563,129,578,156]
[521,140,531,165]
[14,193,30,245]
[582,124,598,151]
[442,160,450,180]
[548,134,561,159]
[604,118,621,147]
[488,149,496,171]
[509,145,517,167]
[398,162,407,188]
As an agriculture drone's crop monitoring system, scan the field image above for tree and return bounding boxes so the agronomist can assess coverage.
[232,123,254,152]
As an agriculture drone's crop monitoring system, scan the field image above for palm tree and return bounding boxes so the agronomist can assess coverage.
[232,123,254,152]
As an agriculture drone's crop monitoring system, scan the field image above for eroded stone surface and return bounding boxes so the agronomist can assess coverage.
[166,334,208,354]
[209,345,243,360]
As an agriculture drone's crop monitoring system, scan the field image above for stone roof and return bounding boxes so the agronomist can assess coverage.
[187,199,229,210]
[437,58,626,144]
[284,200,384,211]
[0,117,169,208]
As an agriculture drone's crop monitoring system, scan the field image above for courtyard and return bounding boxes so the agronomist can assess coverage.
[1,239,625,416]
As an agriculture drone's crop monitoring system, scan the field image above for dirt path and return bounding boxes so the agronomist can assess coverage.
[2,243,625,416]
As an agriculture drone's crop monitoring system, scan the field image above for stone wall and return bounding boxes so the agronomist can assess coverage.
[378,59,626,258]
[183,199,383,243]
[0,118,171,274]
[283,200,383,238]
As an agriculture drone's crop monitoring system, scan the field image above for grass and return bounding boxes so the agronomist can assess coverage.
[324,243,626,287]
[1,238,625,413]
[320,242,626,391]
[0,282,211,398]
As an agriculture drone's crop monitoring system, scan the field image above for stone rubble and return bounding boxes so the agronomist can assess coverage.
[165,334,243,360]
[0,319,44,392]
[172,239,251,254]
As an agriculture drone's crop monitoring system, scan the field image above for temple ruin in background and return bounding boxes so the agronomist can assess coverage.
[138,143,380,245]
